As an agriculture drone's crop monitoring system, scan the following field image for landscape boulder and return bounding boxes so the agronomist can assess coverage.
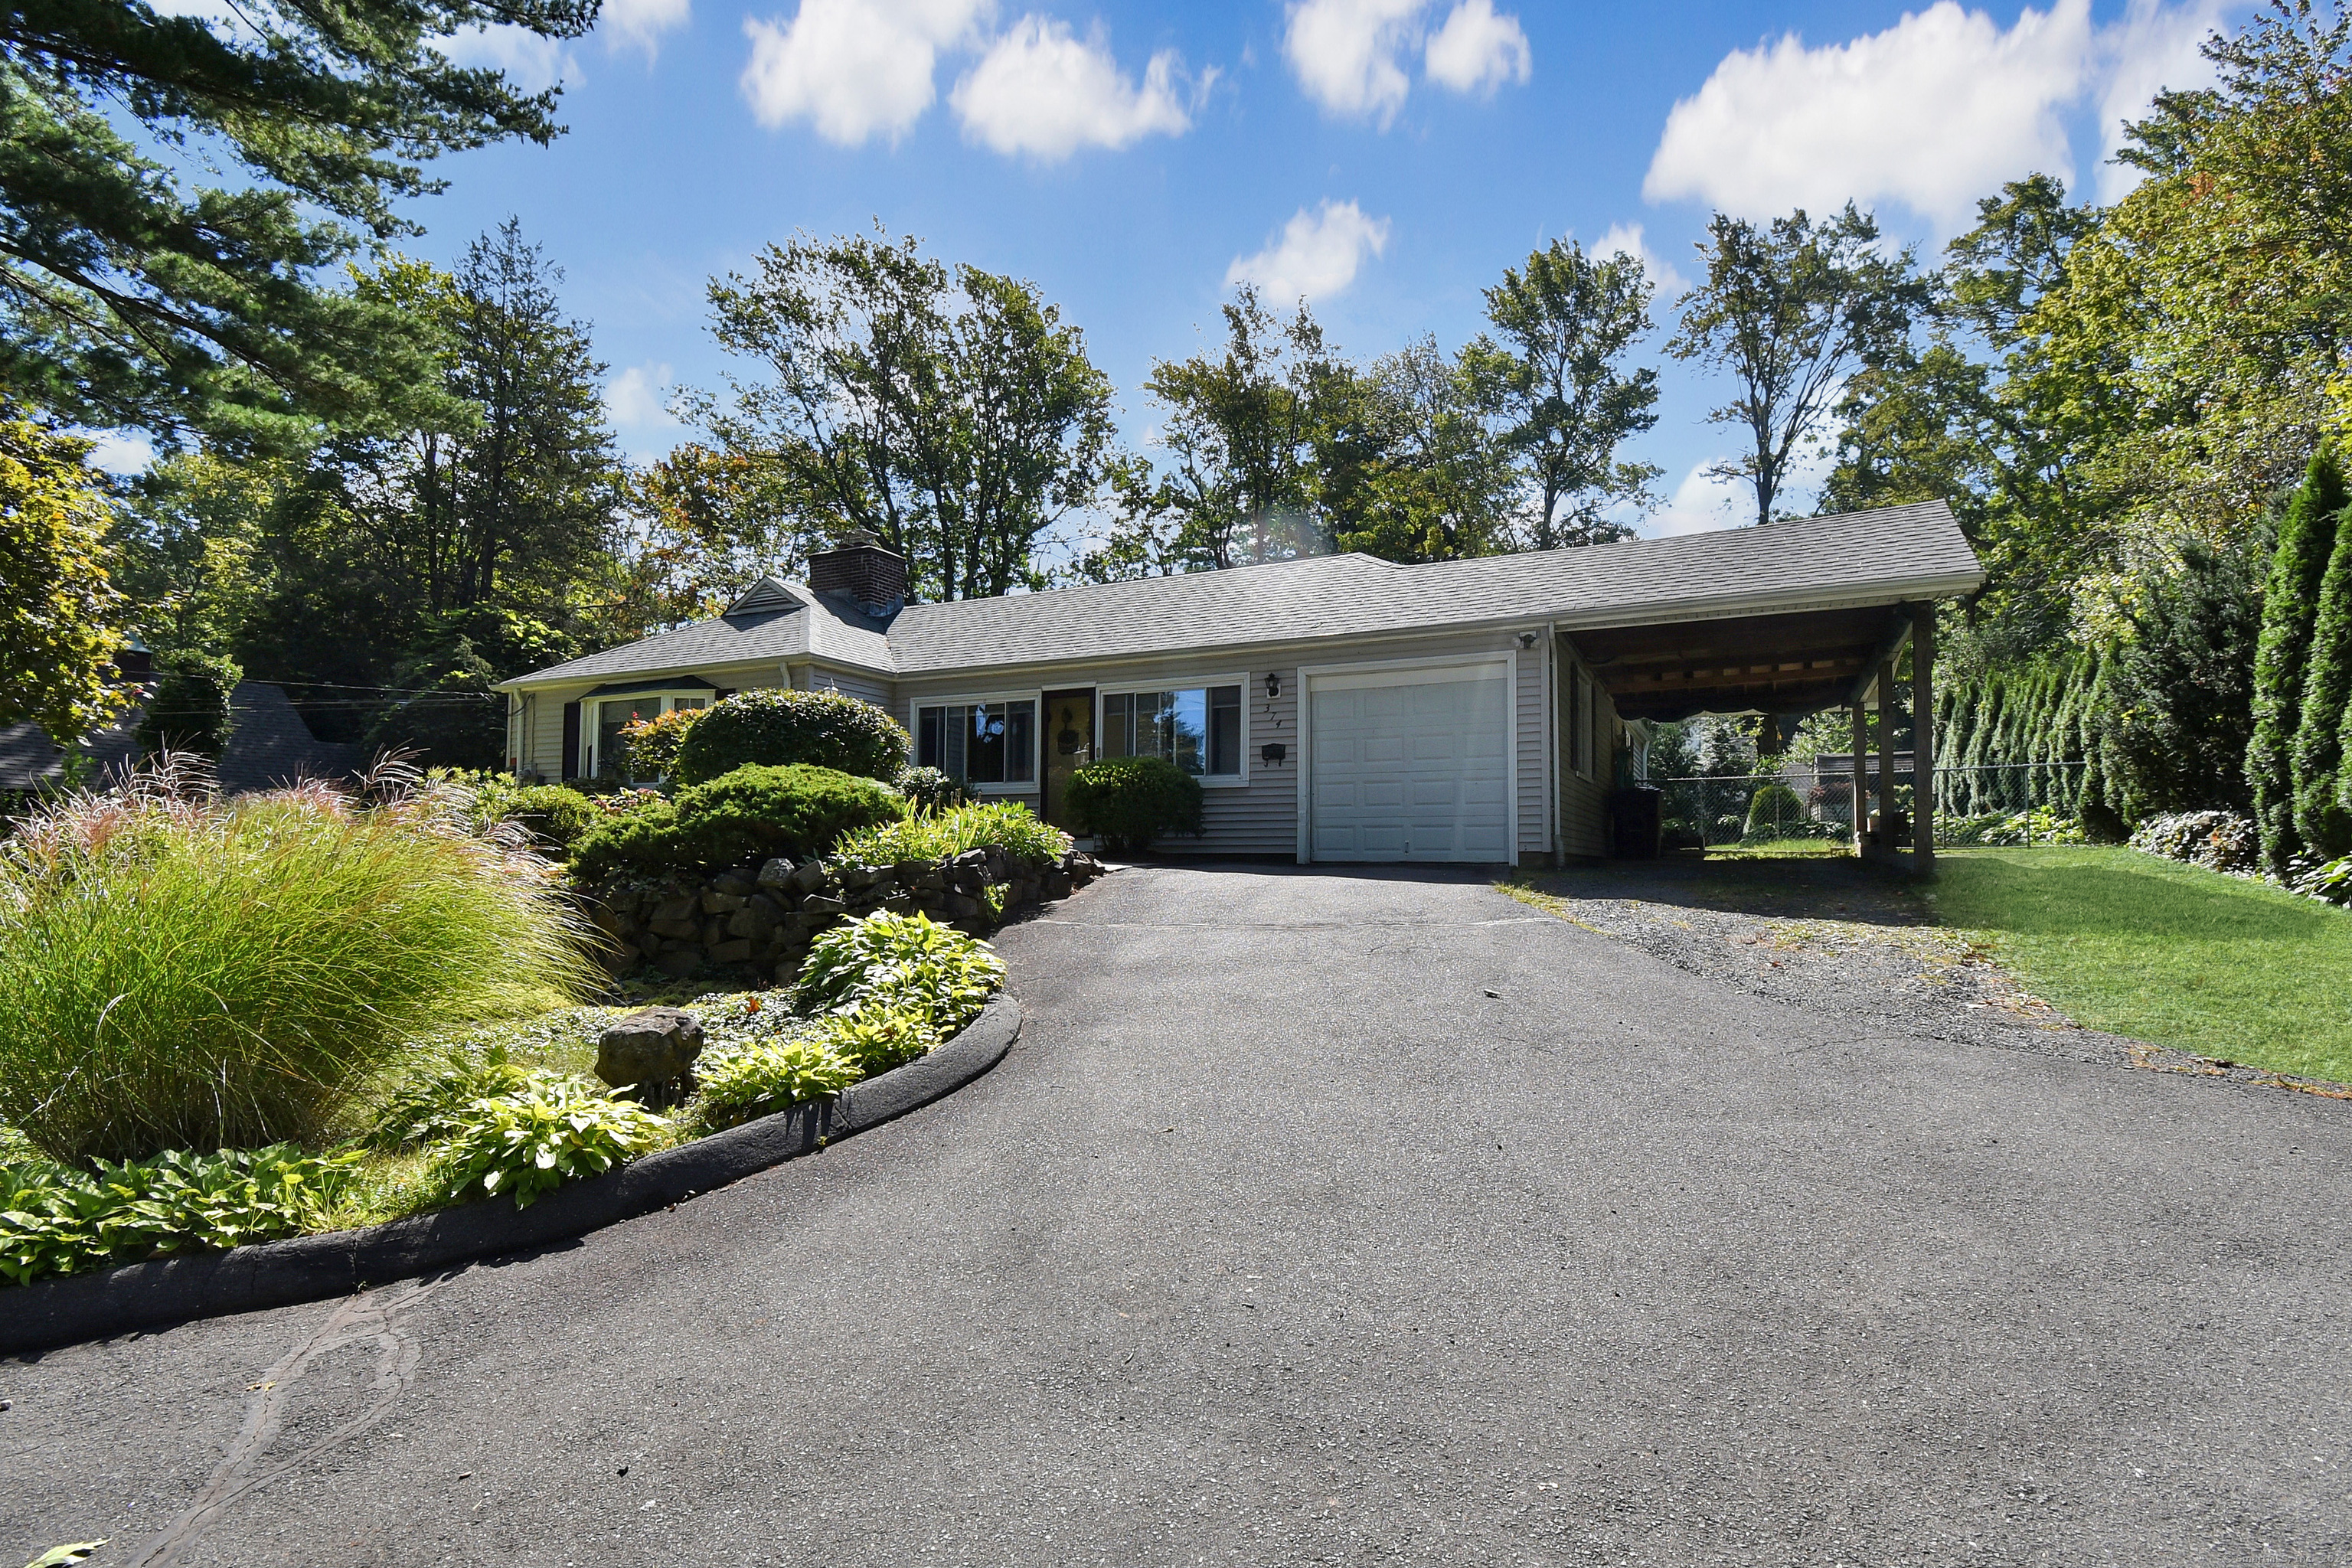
[596,1006,706,1089]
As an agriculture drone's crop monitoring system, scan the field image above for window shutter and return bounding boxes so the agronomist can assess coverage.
[561,701,581,780]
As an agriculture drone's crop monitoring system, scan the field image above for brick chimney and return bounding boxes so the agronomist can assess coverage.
[806,530,908,618]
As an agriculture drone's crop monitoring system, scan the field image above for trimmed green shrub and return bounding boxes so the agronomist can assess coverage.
[0,1145,362,1285]
[2252,449,2350,871]
[792,910,1006,1040]
[569,763,903,881]
[1062,755,1203,853]
[673,689,910,786]
[498,784,599,851]
[1743,781,1805,838]
[0,763,597,1165]
[893,766,965,812]
[834,800,1071,868]
[619,706,706,781]
[691,1034,865,1130]
[136,649,240,760]
[425,1071,671,1209]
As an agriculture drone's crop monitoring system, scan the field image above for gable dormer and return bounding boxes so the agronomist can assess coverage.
[727,576,799,616]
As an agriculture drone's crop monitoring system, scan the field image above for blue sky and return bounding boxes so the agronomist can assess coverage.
[374,0,2239,541]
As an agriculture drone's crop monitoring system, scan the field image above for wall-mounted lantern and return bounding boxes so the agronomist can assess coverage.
[1264,671,1282,701]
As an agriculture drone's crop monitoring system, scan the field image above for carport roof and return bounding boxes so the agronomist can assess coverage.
[503,499,1981,688]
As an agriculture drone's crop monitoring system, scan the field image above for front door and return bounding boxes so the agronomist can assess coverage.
[1040,688,1096,830]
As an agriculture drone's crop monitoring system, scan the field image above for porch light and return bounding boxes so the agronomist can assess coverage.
[1264,671,1282,700]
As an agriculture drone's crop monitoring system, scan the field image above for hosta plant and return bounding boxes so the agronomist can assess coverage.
[809,1001,941,1076]
[363,1044,536,1151]
[692,1035,866,1130]
[0,1145,362,1286]
[426,1073,671,1210]
[791,910,1006,1040]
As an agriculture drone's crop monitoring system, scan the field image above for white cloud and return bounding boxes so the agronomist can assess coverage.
[1284,0,1528,123]
[740,0,989,145]
[1639,461,1748,537]
[1643,0,2235,231]
[2094,0,2229,200]
[1226,200,1391,303]
[603,0,691,60]
[1592,221,1685,297]
[439,24,583,93]
[1638,446,1839,537]
[1285,0,1423,123]
[605,364,679,432]
[951,18,1201,158]
[1423,0,1529,96]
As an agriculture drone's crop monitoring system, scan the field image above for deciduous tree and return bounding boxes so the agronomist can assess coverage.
[1670,204,1925,526]
[1465,239,1660,548]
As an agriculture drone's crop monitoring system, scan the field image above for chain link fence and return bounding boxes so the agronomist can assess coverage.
[1652,762,2088,850]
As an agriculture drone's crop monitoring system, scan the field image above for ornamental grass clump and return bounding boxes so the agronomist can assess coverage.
[832,799,1070,869]
[0,757,599,1165]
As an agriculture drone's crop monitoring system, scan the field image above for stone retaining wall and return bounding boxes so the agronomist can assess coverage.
[585,847,1106,982]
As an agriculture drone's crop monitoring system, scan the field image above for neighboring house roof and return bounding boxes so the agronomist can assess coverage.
[0,682,364,795]
[501,501,1984,690]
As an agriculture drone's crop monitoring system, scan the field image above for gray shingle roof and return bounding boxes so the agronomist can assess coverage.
[506,501,1981,688]
[884,500,1980,675]
[508,580,894,687]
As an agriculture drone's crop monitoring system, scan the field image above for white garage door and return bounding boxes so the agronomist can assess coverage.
[1308,663,1511,862]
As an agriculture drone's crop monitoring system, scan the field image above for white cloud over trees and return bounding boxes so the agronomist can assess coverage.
[1643,0,2226,231]
[950,17,1204,158]
[1226,200,1392,303]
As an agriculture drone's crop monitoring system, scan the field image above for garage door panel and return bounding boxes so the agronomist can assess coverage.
[1308,666,1511,864]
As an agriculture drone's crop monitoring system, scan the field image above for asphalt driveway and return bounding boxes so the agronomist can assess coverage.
[6,864,2350,1566]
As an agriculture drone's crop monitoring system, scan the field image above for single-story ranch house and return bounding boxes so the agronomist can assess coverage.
[497,501,1983,867]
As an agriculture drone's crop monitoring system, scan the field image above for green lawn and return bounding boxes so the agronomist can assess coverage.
[1928,847,2352,1083]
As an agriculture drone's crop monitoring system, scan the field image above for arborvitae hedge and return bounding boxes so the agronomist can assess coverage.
[2295,490,2352,859]
[2249,448,2345,873]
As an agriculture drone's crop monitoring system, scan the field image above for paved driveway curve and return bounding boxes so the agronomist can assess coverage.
[7,865,2351,1566]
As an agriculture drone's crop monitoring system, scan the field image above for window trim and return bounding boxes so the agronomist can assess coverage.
[906,688,1044,795]
[1094,673,1251,788]
[586,689,717,779]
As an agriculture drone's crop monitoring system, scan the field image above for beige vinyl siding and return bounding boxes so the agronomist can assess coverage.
[893,655,1295,848]
[793,662,892,709]
[1552,632,1617,861]
[1516,639,1550,858]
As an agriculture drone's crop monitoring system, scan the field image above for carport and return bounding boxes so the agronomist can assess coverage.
[1566,599,1938,868]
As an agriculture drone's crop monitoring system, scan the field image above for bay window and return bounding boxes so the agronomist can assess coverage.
[916,698,1037,786]
[1101,684,1243,778]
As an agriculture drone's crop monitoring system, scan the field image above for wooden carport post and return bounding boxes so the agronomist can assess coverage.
[1849,701,1869,855]
[1912,603,1936,871]
[1874,655,1897,860]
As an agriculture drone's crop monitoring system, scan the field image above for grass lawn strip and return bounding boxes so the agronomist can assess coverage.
[1929,847,2352,1087]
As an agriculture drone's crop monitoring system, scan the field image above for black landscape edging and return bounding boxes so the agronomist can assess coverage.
[0,995,1021,1356]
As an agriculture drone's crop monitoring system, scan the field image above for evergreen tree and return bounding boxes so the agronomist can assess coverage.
[0,0,594,443]
[2296,492,2352,858]
[2106,538,2267,820]
[2250,447,2345,870]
